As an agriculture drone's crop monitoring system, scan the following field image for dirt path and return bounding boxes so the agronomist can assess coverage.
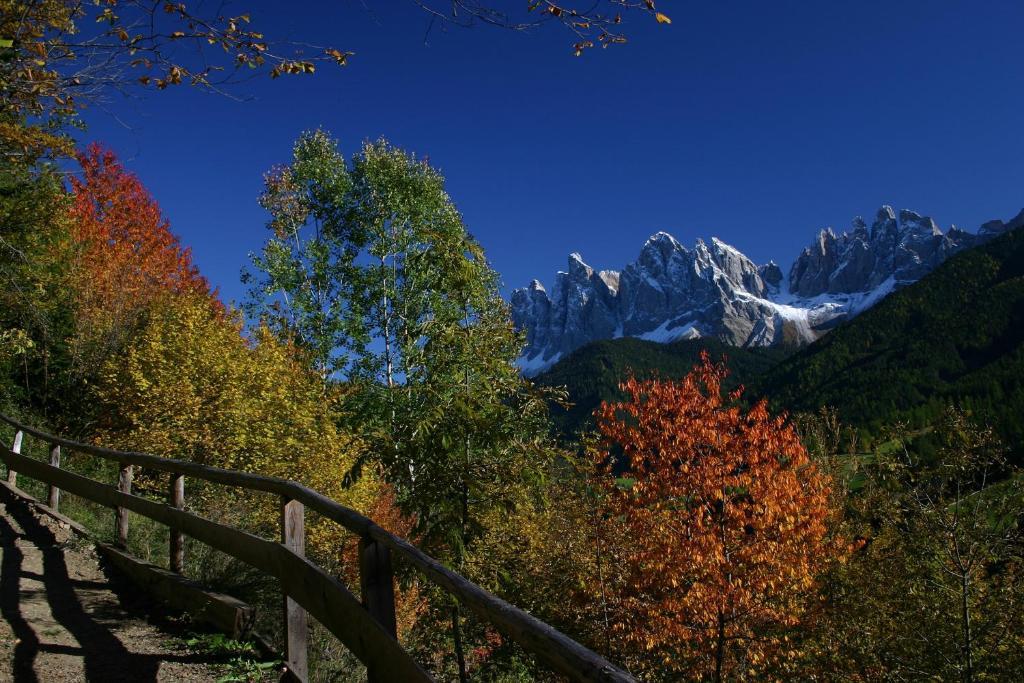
[0,489,224,682]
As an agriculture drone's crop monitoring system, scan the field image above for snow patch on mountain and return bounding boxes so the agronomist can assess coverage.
[638,320,702,343]
[516,351,562,375]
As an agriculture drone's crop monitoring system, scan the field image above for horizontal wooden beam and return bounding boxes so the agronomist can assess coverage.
[0,479,255,639]
[97,544,255,638]
[371,527,632,682]
[5,480,287,654]
[0,413,375,534]
[0,413,635,682]
[0,447,431,683]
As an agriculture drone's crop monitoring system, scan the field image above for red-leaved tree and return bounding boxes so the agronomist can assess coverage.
[593,352,840,680]
[67,143,211,369]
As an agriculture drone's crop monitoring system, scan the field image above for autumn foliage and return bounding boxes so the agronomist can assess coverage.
[68,144,210,367]
[10,131,1024,680]
[593,352,840,680]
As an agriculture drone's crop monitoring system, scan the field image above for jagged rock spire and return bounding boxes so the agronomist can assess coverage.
[512,207,1023,375]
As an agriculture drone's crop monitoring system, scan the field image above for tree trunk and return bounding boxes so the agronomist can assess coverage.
[452,480,470,683]
[961,572,974,683]
[595,517,612,658]
[381,253,394,389]
[452,603,469,683]
[715,611,726,683]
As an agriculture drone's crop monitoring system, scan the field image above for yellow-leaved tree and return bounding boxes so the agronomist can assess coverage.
[92,292,375,559]
[92,292,427,648]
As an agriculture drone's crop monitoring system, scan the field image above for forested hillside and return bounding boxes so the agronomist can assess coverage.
[756,225,1024,456]
[535,337,789,435]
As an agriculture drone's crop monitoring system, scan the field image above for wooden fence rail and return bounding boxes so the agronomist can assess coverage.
[0,413,634,683]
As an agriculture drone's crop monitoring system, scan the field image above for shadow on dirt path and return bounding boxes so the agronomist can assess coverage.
[0,487,223,681]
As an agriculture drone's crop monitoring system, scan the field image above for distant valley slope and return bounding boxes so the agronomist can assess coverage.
[533,337,789,436]
[755,224,1024,456]
[514,206,1024,375]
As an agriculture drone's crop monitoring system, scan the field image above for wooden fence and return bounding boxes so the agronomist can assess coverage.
[0,413,633,682]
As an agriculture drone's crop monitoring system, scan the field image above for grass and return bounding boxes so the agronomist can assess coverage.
[183,631,282,682]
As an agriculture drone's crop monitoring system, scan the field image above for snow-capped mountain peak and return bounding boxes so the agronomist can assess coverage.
[512,206,1022,375]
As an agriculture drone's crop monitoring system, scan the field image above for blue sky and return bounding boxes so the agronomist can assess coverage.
[80,1,1024,305]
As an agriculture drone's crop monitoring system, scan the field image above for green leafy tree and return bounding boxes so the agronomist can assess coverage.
[0,159,75,415]
[815,408,1024,680]
[249,131,563,680]
[243,129,354,379]
[248,132,558,548]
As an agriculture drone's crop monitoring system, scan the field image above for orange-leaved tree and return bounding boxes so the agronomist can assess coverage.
[592,352,840,681]
[67,143,210,371]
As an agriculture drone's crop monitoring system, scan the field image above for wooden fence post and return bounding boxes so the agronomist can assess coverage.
[169,474,185,573]
[360,534,398,683]
[281,497,308,681]
[116,463,133,548]
[6,430,22,486]
[360,535,398,636]
[46,444,60,510]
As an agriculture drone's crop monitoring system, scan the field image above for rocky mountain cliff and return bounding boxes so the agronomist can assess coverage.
[512,206,1024,375]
